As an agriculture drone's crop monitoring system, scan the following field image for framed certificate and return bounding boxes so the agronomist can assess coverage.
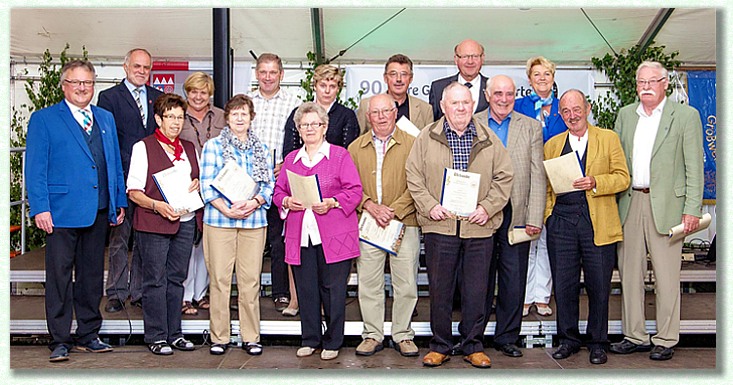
[440,168,481,218]
[286,170,322,208]
[210,160,260,203]
[152,166,204,214]
[358,211,405,255]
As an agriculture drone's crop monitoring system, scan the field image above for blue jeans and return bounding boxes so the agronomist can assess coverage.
[136,219,195,343]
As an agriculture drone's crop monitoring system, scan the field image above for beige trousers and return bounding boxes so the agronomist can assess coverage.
[617,191,683,347]
[203,224,266,345]
[357,226,420,343]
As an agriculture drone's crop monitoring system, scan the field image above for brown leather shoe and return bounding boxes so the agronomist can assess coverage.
[464,351,492,368]
[422,351,450,367]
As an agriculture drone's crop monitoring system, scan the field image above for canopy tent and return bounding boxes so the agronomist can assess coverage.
[9,7,716,67]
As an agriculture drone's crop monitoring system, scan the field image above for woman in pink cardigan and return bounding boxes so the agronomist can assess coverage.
[273,102,362,360]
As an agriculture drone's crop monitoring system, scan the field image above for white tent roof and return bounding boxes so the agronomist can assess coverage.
[10,7,716,67]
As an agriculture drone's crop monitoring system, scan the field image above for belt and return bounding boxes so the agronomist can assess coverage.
[632,187,650,193]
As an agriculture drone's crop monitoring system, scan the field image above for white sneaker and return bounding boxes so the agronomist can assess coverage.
[320,349,339,360]
[296,346,316,357]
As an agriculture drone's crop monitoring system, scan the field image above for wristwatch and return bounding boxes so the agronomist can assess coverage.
[332,197,341,208]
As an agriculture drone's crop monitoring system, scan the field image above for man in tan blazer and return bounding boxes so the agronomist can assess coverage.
[357,54,433,134]
[544,89,629,365]
[610,61,704,361]
[474,75,544,359]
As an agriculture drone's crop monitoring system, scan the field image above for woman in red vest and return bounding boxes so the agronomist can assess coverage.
[127,94,203,355]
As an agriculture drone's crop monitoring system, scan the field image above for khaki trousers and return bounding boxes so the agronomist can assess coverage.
[357,226,420,343]
[203,224,266,345]
[617,191,683,347]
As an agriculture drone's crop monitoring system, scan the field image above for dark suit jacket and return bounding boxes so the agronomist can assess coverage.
[428,73,489,121]
[26,102,127,227]
[97,82,164,177]
[282,102,360,157]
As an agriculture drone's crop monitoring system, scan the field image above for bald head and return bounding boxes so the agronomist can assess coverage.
[454,39,485,81]
[367,94,398,139]
[486,75,516,123]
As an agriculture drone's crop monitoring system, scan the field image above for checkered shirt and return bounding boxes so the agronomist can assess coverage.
[200,135,274,229]
[247,88,302,164]
[443,120,477,172]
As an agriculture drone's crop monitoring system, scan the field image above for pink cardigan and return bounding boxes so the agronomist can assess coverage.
[273,145,363,265]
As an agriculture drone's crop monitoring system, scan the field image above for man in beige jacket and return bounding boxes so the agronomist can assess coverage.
[349,94,420,358]
[406,82,513,369]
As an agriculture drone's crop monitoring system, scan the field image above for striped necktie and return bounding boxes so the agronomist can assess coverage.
[133,87,145,127]
[80,108,93,135]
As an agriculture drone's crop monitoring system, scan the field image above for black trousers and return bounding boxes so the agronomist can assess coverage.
[424,231,493,355]
[266,205,288,298]
[45,210,108,350]
[546,204,615,350]
[486,204,530,347]
[291,242,352,350]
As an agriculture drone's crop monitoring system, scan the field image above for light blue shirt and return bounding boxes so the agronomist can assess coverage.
[488,110,511,148]
[123,79,148,124]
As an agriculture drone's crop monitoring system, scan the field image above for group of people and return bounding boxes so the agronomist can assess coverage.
[25,38,703,368]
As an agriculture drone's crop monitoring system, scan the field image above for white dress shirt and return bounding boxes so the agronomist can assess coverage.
[632,97,666,188]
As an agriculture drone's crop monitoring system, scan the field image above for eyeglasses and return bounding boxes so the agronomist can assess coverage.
[636,77,667,87]
[368,107,396,116]
[298,122,326,129]
[455,53,483,61]
[64,79,95,88]
[162,114,185,122]
[385,71,411,78]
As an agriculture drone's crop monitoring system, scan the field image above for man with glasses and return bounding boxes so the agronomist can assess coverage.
[27,60,127,362]
[349,94,420,358]
[247,53,302,313]
[610,61,704,361]
[428,39,489,121]
[357,54,433,134]
[98,48,163,313]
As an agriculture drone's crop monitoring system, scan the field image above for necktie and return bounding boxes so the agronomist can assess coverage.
[133,87,145,127]
[80,109,93,135]
[464,82,472,89]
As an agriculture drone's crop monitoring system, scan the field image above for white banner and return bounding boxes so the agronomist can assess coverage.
[344,65,596,105]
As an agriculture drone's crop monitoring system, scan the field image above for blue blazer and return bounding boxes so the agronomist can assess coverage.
[514,96,567,143]
[428,73,489,121]
[97,82,163,177]
[26,102,127,228]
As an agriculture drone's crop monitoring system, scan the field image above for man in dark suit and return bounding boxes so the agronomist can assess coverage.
[428,39,489,121]
[97,48,163,313]
[474,75,545,359]
[26,60,127,362]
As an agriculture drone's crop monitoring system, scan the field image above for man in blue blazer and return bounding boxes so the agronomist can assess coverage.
[26,60,127,362]
[97,48,163,313]
[428,39,489,121]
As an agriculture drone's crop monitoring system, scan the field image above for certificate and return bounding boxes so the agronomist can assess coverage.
[543,151,584,194]
[507,226,541,245]
[668,213,712,242]
[396,116,421,137]
[440,168,481,218]
[152,166,204,214]
[210,161,260,203]
[286,170,322,208]
[358,211,405,255]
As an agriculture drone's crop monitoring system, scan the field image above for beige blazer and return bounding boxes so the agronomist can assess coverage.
[474,109,546,228]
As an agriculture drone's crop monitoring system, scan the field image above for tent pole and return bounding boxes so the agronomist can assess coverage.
[213,8,232,108]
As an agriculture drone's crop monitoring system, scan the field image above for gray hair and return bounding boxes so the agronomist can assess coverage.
[441,81,470,101]
[294,102,330,128]
[636,61,669,80]
[124,48,152,65]
[59,60,95,87]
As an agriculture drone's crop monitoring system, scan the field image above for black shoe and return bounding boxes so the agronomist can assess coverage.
[74,338,113,353]
[495,343,523,358]
[148,341,173,355]
[552,344,579,359]
[273,296,290,312]
[649,345,674,361]
[130,299,143,308]
[243,342,263,356]
[609,339,652,354]
[49,345,69,362]
[104,298,124,313]
[170,337,195,351]
[589,348,608,364]
[210,343,228,355]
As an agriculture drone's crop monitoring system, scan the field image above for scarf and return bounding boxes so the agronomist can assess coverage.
[220,126,270,183]
[528,91,554,128]
[154,128,184,161]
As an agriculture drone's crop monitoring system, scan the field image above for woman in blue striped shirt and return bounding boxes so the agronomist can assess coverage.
[199,94,274,356]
